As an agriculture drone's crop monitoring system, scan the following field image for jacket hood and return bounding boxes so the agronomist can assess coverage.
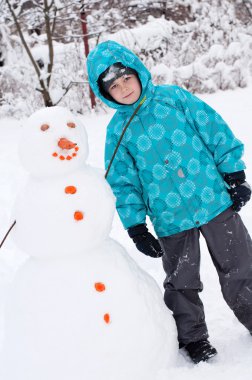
[87,40,152,111]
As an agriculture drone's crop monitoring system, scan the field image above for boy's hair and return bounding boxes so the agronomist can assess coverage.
[97,62,139,102]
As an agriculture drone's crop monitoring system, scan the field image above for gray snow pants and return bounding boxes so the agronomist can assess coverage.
[159,207,252,346]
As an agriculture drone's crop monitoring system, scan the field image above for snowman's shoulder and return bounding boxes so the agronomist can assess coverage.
[80,165,113,193]
[84,165,106,180]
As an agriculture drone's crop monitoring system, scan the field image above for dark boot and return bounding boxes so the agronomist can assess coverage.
[182,339,217,364]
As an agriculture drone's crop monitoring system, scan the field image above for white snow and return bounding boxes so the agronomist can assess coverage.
[102,66,127,82]
[0,85,252,379]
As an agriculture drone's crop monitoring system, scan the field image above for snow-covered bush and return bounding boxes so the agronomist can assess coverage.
[101,10,252,94]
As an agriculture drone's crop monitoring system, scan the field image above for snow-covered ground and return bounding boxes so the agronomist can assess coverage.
[0,85,252,379]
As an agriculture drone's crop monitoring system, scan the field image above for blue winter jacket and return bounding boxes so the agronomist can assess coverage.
[87,40,246,237]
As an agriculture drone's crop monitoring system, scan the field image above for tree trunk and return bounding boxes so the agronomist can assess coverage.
[80,10,96,109]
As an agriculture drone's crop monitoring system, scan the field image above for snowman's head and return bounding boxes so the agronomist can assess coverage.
[19,106,89,177]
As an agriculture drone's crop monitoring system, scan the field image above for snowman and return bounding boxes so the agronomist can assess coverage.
[1,106,177,380]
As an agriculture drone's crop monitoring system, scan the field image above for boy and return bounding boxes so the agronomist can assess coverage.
[87,41,252,364]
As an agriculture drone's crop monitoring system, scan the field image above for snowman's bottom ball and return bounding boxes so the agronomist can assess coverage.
[2,239,177,380]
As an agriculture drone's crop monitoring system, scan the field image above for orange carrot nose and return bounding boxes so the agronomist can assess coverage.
[58,138,77,150]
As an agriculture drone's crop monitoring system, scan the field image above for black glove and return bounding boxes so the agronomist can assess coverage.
[224,170,251,212]
[128,224,163,258]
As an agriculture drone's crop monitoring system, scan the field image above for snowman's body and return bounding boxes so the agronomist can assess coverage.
[2,107,176,380]
[13,167,114,258]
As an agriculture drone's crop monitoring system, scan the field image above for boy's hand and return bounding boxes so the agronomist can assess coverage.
[128,224,163,258]
[224,170,251,212]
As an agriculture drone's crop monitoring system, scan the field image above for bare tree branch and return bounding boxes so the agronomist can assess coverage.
[30,0,44,11]
[48,0,55,11]
[44,0,54,87]
[243,0,252,18]
[54,80,89,105]
[51,5,58,35]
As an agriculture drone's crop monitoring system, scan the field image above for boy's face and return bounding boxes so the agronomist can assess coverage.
[108,74,142,105]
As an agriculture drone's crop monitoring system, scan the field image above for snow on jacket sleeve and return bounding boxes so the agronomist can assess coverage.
[104,120,147,230]
[176,86,246,175]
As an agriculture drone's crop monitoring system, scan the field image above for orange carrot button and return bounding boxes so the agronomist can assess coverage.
[74,211,84,221]
[104,313,110,324]
[65,186,77,194]
[59,155,65,160]
[95,282,106,292]
[52,152,58,157]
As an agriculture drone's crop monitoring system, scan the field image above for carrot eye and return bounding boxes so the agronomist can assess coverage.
[67,122,76,129]
[40,124,50,131]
